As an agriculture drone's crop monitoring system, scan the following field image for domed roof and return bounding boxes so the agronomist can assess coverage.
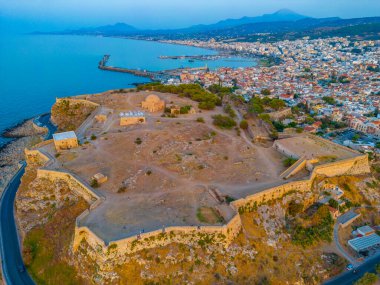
[145,94,161,103]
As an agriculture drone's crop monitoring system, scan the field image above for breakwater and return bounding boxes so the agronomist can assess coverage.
[98,55,208,81]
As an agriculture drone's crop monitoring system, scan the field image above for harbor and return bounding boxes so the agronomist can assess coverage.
[98,55,209,81]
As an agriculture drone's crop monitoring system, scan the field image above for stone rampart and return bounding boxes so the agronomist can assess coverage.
[56,97,99,108]
[24,132,371,258]
[24,148,51,164]
[31,139,54,149]
[73,213,242,257]
[36,169,102,204]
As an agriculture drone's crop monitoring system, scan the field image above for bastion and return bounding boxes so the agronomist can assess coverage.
[24,89,371,257]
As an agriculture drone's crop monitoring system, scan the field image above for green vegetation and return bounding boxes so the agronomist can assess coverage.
[322,96,336,105]
[239,120,248,130]
[261,88,271,96]
[90,134,97,140]
[179,105,192,114]
[137,83,221,110]
[354,273,378,285]
[135,137,142,145]
[290,205,334,247]
[288,200,303,216]
[212,115,236,129]
[283,157,297,167]
[196,117,205,123]
[248,97,286,115]
[223,104,236,118]
[90,178,99,188]
[207,84,232,99]
[51,99,96,131]
[23,200,87,285]
[328,198,339,209]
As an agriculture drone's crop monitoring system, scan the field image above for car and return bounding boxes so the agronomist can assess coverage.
[346,264,354,271]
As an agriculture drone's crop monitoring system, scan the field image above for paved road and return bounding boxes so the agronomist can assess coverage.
[0,161,35,285]
[324,254,380,285]
[333,212,359,266]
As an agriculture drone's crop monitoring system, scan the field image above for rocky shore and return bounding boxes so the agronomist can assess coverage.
[0,119,47,193]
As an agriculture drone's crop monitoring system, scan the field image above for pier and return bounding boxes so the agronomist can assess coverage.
[98,55,208,81]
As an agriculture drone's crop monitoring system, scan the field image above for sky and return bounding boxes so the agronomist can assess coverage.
[1,0,380,33]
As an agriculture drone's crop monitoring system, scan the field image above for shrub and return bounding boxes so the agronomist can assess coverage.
[117,186,126,193]
[90,134,97,140]
[135,138,142,145]
[90,179,99,188]
[328,198,339,209]
[196,117,205,123]
[283,157,297,167]
[354,273,378,285]
[239,120,248,130]
[212,115,236,129]
[288,200,303,216]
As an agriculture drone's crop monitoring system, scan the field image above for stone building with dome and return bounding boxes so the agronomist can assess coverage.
[141,94,165,112]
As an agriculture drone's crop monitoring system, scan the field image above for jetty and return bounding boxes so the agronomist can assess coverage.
[98,55,208,81]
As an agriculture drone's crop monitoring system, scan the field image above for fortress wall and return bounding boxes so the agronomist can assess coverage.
[36,169,101,203]
[31,139,54,149]
[280,155,307,179]
[24,148,50,164]
[233,154,370,212]
[73,211,242,256]
[232,179,312,211]
[273,140,300,159]
[267,108,292,121]
[307,134,361,155]
[310,155,370,180]
[56,97,100,108]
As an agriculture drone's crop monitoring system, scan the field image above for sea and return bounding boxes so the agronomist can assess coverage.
[0,34,256,147]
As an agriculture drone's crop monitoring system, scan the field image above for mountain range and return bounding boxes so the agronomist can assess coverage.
[46,9,380,41]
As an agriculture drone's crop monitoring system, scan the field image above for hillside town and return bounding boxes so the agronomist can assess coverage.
[163,37,380,151]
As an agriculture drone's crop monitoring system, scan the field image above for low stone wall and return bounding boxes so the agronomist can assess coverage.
[36,169,102,204]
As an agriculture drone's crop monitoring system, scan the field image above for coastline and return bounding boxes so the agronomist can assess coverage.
[0,117,48,194]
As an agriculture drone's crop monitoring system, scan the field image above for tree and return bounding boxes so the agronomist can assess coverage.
[323,96,336,105]
[261,89,271,96]
[375,263,380,274]
[354,273,378,285]
[328,198,339,209]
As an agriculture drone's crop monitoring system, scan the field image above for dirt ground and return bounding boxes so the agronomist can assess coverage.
[43,91,291,242]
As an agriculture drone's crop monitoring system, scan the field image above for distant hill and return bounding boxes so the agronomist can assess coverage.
[186,9,308,32]
[57,22,138,36]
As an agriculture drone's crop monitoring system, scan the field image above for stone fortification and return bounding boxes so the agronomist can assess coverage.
[23,134,371,258]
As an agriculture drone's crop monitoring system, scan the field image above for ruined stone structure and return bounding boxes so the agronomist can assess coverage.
[141,94,165,112]
[119,111,146,126]
[52,131,79,151]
